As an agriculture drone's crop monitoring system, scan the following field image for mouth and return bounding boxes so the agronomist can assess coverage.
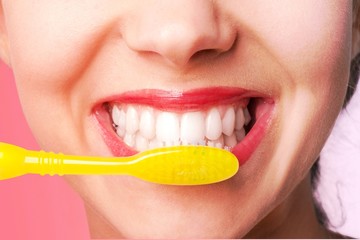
[94,87,274,165]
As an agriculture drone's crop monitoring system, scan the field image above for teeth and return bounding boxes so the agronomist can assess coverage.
[208,135,224,148]
[165,140,180,147]
[139,108,156,139]
[180,112,205,144]
[235,128,246,141]
[112,105,121,126]
[149,139,163,149]
[111,104,251,152]
[116,126,126,138]
[124,133,135,147]
[235,107,245,130]
[112,106,126,137]
[126,106,139,134]
[244,108,251,125]
[222,107,235,136]
[156,112,180,142]
[224,133,237,148]
[135,133,149,152]
[205,108,223,140]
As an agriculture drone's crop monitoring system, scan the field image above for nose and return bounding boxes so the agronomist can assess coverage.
[122,1,236,67]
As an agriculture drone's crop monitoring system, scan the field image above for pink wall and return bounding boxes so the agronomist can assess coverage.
[0,61,89,239]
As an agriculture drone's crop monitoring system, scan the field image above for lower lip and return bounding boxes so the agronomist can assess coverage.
[232,104,273,165]
[93,88,274,166]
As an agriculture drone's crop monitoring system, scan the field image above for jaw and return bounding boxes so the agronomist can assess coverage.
[67,86,340,239]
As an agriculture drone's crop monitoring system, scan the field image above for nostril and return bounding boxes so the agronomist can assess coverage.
[190,49,222,62]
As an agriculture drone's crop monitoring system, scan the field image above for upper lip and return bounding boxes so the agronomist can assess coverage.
[95,87,269,112]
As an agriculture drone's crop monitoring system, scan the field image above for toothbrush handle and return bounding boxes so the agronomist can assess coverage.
[24,150,134,176]
[0,142,134,179]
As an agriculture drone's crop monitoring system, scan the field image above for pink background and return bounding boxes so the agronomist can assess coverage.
[0,61,89,239]
[1,59,359,238]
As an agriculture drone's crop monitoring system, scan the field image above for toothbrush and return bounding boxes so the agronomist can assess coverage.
[0,142,238,185]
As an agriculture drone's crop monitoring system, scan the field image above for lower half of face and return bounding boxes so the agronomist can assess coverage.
[2,0,353,238]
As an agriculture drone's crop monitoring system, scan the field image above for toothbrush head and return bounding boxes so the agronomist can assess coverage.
[131,146,239,185]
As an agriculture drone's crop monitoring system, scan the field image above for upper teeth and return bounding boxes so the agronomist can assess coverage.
[111,104,251,151]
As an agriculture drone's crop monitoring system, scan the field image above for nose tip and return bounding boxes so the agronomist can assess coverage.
[152,22,235,67]
[123,1,236,68]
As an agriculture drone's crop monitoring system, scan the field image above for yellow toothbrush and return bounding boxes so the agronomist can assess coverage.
[0,142,238,185]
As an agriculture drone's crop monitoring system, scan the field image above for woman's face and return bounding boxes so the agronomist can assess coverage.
[0,0,356,238]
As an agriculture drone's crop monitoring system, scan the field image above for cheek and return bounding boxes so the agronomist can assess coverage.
[258,0,352,151]
[271,3,351,97]
[232,0,351,91]
[232,1,353,198]
[6,1,107,93]
[3,1,116,147]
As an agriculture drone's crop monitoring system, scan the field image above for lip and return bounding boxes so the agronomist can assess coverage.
[233,100,273,165]
[93,87,275,166]
[100,87,260,112]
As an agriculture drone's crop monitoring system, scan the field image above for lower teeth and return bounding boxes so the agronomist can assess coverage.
[119,131,245,152]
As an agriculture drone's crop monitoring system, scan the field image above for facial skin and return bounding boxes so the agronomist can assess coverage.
[0,0,359,238]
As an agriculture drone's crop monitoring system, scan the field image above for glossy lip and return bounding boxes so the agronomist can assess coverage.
[233,103,273,165]
[93,87,275,165]
[102,87,258,112]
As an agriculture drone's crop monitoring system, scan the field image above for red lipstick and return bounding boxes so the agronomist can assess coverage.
[98,87,258,112]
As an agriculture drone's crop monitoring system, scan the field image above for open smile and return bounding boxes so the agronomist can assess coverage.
[94,87,275,165]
